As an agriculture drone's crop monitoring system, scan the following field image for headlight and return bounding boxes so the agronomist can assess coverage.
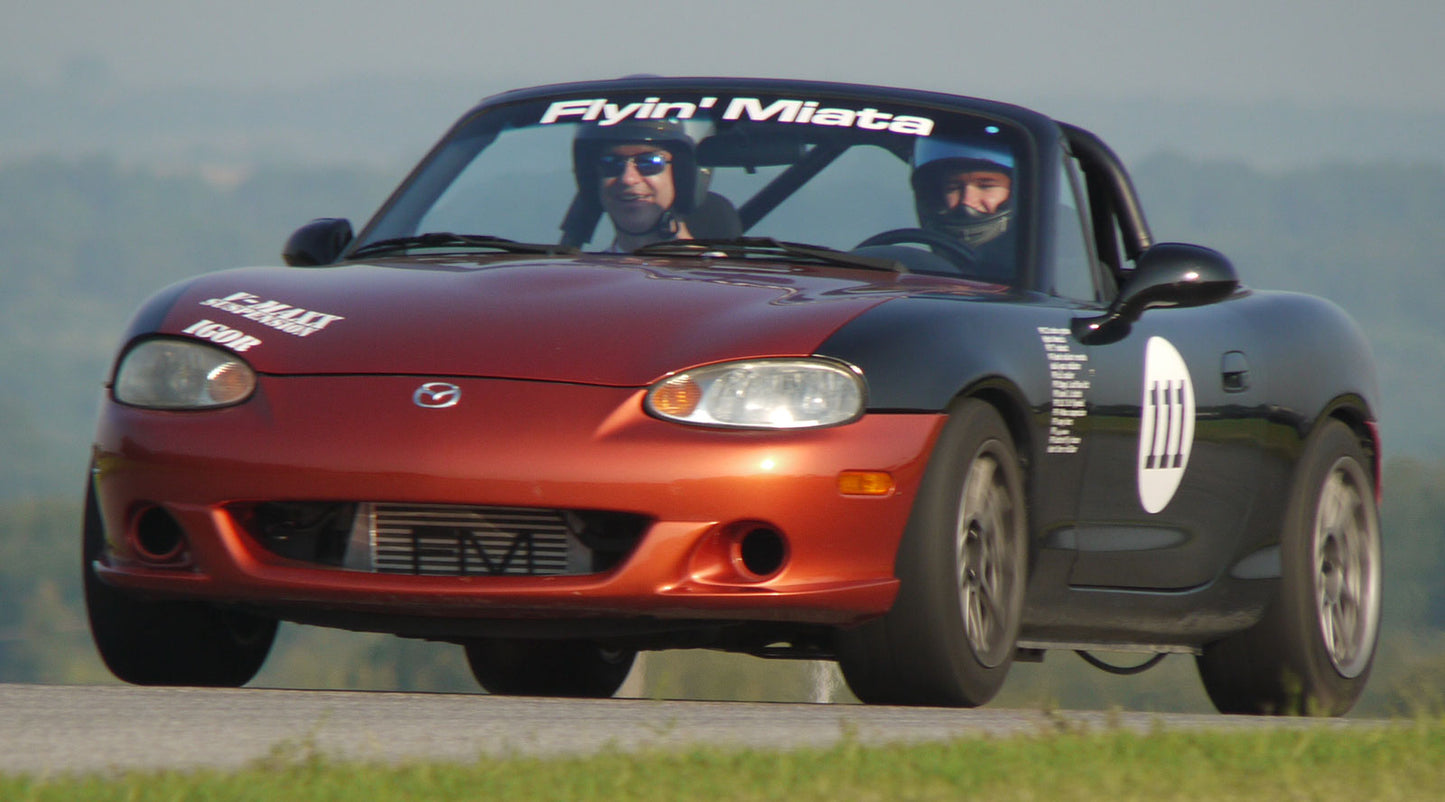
[646,358,865,429]
[113,338,257,409]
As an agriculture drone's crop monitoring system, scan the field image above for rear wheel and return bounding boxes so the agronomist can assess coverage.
[464,638,636,697]
[1196,419,1381,716]
[83,483,277,687]
[836,399,1026,706]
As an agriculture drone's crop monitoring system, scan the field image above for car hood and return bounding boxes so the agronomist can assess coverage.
[152,255,999,386]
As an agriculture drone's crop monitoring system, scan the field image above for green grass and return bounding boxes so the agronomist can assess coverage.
[4,718,1442,801]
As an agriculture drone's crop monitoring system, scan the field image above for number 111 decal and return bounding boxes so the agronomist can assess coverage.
[1137,337,1196,513]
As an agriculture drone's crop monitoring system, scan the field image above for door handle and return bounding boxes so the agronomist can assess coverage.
[1221,351,1250,392]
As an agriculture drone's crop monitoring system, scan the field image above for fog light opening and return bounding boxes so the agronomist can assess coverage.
[736,527,787,579]
[131,507,189,564]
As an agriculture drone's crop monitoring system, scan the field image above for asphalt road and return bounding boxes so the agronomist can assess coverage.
[0,683,1373,776]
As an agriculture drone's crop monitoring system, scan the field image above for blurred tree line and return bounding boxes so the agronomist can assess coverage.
[2,153,1443,713]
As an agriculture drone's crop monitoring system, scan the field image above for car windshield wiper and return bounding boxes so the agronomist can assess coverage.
[631,237,903,273]
[348,233,579,260]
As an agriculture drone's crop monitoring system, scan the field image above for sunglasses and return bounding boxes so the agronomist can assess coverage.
[598,151,672,178]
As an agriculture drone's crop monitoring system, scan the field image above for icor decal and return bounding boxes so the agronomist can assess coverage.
[1137,337,1195,513]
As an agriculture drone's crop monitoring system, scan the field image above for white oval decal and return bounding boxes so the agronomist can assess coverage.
[1137,337,1195,513]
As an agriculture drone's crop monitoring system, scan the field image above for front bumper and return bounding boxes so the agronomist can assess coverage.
[91,374,945,628]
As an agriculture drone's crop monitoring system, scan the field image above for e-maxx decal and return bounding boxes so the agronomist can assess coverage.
[199,291,344,338]
[540,96,935,136]
[1037,326,1090,454]
[182,319,262,352]
[1136,337,1196,514]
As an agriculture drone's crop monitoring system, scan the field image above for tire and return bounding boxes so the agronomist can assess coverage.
[83,482,277,687]
[464,638,636,698]
[836,398,1027,707]
[1196,419,1381,716]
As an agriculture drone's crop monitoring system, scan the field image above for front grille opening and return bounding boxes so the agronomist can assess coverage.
[237,502,647,577]
[242,502,356,568]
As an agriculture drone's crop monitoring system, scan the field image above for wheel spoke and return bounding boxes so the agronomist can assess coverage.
[963,586,992,648]
[975,580,1002,630]
[1334,597,1358,662]
[1319,599,1338,656]
[962,458,997,514]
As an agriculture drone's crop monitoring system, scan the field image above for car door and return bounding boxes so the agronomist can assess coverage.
[1071,305,1265,590]
[1050,142,1267,591]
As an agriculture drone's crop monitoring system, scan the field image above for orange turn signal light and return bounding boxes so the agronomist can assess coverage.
[837,470,895,496]
[650,376,701,417]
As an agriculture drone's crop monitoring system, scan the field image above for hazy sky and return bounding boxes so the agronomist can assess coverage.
[7,0,1443,112]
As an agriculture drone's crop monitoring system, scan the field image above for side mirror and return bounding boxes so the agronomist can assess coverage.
[282,218,353,267]
[1072,242,1239,344]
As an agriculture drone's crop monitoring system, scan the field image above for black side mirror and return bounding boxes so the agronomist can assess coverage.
[282,218,353,267]
[1072,242,1239,344]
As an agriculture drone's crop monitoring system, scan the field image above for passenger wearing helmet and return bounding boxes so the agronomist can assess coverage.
[910,138,1016,272]
[573,118,706,252]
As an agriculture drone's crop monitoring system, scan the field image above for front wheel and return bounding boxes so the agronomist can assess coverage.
[463,638,636,698]
[836,399,1027,706]
[83,483,277,687]
[1196,419,1381,716]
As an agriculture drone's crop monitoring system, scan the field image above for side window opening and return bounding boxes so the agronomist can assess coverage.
[1084,173,1128,290]
[1051,152,1104,303]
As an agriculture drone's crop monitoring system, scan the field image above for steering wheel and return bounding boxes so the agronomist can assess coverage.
[855,228,979,273]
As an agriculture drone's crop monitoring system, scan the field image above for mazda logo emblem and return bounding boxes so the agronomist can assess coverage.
[413,382,461,409]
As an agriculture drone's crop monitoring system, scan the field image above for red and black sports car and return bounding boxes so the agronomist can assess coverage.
[86,77,1382,715]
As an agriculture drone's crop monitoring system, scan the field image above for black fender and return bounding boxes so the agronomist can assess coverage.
[817,293,1062,415]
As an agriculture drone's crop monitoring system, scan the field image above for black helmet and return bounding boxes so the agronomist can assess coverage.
[911,137,1014,248]
[573,117,709,214]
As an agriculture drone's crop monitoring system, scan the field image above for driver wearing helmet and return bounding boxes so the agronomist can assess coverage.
[910,137,1016,273]
[573,118,706,252]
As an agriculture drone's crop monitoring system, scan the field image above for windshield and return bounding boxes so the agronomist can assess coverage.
[354,88,1030,281]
